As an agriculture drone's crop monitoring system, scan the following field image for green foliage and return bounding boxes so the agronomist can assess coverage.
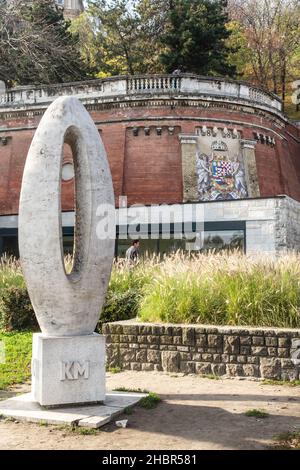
[261,379,300,387]
[113,387,149,393]
[245,409,269,418]
[139,392,161,409]
[160,0,236,76]
[75,0,236,77]
[0,286,38,332]
[107,366,122,374]
[98,259,157,331]
[0,0,90,85]
[0,257,38,332]
[0,331,32,390]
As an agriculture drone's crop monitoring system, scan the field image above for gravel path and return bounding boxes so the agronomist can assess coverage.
[0,372,299,450]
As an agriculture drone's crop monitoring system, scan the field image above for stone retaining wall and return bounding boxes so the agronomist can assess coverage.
[103,321,300,381]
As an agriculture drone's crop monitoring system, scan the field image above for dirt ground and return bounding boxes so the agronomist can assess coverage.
[0,371,300,450]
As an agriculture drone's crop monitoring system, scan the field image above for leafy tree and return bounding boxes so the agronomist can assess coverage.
[228,0,300,107]
[160,0,236,77]
[0,0,90,86]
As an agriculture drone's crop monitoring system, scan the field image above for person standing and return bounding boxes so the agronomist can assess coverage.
[126,240,140,266]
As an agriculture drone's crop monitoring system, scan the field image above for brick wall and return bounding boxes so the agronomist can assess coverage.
[0,104,300,215]
[103,321,300,381]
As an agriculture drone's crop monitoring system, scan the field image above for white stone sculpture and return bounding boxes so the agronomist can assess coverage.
[19,96,115,406]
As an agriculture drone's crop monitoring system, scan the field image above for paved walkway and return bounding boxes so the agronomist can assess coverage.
[0,372,300,450]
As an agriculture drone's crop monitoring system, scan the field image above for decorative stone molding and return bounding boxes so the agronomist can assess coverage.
[0,136,11,146]
[241,140,260,198]
[254,132,276,146]
[179,134,199,202]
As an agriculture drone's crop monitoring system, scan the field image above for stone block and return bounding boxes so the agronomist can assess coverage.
[161,326,172,335]
[224,336,240,354]
[278,337,290,348]
[211,364,226,376]
[130,363,141,371]
[251,346,268,356]
[240,336,251,346]
[196,335,207,348]
[207,335,222,349]
[240,346,251,355]
[141,363,154,371]
[265,337,278,347]
[147,350,161,363]
[226,364,244,377]
[201,354,213,362]
[136,350,147,363]
[195,363,212,375]
[123,325,138,335]
[182,328,195,346]
[173,336,182,345]
[267,347,277,357]
[252,336,264,346]
[213,354,221,363]
[160,335,173,345]
[180,352,192,361]
[281,369,299,381]
[278,348,289,358]
[243,365,260,377]
[161,351,180,373]
[260,358,281,380]
[119,348,136,363]
[221,354,230,363]
[180,362,195,374]
[147,335,159,344]
[247,357,259,364]
[32,333,105,407]
[237,356,247,364]
[106,345,120,368]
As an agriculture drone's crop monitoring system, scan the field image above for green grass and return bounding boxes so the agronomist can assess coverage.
[0,331,32,390]
[113,387,149,393]
[272,431,300,450]
[245,409,269,419]
[201,374,221,381]
[139,392,161,409]
[107,366,122,374]
[262,379,300,387]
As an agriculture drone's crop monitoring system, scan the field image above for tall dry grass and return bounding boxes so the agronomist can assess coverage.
[1,252,300,328]
[138,251,300,327]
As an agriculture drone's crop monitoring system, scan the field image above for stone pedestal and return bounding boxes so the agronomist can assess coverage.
[32,333,105,407]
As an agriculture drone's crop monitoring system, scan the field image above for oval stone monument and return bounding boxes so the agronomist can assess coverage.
[19,96,115,406]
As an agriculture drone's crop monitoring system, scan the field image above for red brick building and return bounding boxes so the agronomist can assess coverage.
[1,74,300,256]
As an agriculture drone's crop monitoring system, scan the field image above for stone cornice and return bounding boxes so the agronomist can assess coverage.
[0,96,288,127]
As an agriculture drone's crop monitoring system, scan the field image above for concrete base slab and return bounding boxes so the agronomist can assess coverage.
[0,392,147,429]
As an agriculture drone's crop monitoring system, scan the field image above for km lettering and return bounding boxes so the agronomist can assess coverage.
[60,361,90,381]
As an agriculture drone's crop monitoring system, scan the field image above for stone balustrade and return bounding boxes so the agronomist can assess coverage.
[0,74,283,116]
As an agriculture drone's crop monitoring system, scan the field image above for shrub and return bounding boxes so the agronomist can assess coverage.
[0,286,39,332]
[97,288,140,332]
